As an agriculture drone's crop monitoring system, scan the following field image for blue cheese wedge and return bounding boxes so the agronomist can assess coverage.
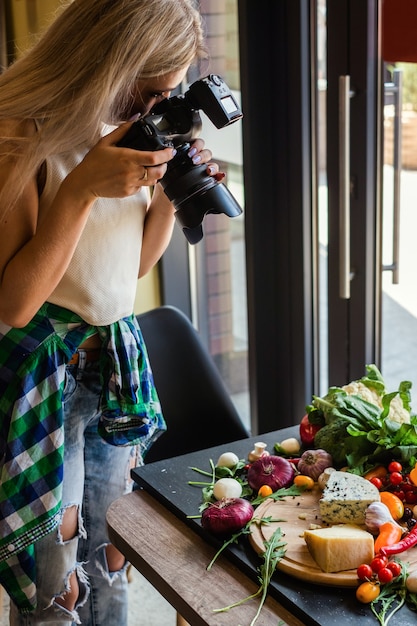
[319,471,380,524]
[304,524,375,572]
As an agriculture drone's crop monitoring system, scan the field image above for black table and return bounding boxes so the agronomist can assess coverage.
[108,426,416,626]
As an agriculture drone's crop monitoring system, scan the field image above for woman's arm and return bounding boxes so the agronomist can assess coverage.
[0,122,175,327]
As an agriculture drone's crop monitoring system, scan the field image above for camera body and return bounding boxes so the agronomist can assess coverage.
[117,75,243,244]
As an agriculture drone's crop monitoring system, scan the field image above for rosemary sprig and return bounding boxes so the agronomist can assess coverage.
[206,515,285,571]
[212,526,287,626]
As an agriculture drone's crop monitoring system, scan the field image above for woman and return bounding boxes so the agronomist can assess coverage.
[0,1,218,624]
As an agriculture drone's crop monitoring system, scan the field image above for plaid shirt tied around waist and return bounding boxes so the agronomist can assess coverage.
[0,302,165,613]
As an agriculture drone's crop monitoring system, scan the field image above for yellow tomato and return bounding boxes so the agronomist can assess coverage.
[356,581,380,604]
[409,462,417,486]
[293,475,315,490]
[257,485,273,497]
[379,491,404,521]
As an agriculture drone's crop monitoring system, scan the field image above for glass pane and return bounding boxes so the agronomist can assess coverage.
[195,0,249,429]
[381,62,417,391]
[317,0,329,394]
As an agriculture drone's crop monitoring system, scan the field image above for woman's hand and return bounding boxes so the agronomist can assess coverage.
[64,123,177,201]
[138,137,224,277]
[187,138,224,181]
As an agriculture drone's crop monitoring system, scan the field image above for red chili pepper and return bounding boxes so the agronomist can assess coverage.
[379,525,417,556]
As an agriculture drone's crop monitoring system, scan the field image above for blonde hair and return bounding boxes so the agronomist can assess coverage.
[0,0,206,215]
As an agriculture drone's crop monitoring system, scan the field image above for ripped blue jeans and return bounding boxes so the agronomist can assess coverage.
[10,361,137,626]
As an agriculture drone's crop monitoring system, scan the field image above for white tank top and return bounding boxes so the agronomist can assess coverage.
[39,128,148,326]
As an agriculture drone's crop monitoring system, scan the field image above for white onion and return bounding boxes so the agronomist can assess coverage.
[213,477,242,500]
[216,451,240,468]
[201,497,254,535]
[278,437,301,456]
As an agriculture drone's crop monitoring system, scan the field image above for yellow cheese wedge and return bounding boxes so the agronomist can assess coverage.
[304,524,374,573]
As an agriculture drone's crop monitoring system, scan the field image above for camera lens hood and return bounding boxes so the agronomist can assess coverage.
[175,182,242,244]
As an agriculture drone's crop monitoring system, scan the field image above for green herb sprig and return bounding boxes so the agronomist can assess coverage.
[212,527,287,626]
[370,561,409,626]
[206,515,285,572]
[188,458,252,504]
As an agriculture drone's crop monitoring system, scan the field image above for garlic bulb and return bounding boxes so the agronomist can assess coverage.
[365,501,402,535]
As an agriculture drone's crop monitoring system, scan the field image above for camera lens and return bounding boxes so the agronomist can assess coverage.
[160,144,242,244]
[175,183,242,244]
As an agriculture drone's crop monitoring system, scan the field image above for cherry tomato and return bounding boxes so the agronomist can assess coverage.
[409,463,417,486]
[386,561,402,578]
[389,471,403,486]
[371,555,388,573]
[377,567,394,584]
[293,475,315,490]
[388,461,403,473]
[369,477,383,490]
[257,485,273,497]
[394,489,406,502]
[380,491,405,520]
[356,563,373,581]
[356,581,380,603]
[405,491,417,505]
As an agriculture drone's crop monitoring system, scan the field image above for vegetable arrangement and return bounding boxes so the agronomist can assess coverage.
[188,447,304,625]
[301,364,417,624]
[305,364,417,474]
[187,364,417,625]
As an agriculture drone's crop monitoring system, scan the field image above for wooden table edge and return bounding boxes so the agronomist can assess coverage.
[106,489,305,626]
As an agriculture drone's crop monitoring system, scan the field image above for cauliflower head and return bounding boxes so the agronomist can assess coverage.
[341,381,410,424]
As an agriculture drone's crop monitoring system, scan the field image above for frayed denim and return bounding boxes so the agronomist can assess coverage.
[10,362,136,626]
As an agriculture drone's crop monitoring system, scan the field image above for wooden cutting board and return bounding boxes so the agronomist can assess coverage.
[249,486,417,587]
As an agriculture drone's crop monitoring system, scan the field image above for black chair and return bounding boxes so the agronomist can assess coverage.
[136,305,250,463]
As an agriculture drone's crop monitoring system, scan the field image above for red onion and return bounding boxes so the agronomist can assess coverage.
[201,497,254,535]
[297,448,333,481]
[247,454,295,492]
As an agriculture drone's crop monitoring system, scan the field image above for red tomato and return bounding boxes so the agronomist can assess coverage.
[369,477,383,490]
[371,555,388,573]
[405,491,417,504]
[389,471,403,486]
[388,461,403,473]
[378,567,394,584]
[386,561,402,578]
[357,563,373,581]
[394,490,406,502]
[299,414,322,446]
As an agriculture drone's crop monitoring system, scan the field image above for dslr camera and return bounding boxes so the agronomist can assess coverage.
[117,74,243,244]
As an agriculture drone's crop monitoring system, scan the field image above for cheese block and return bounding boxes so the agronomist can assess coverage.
[304,525,375,573]
[319,470,380,524]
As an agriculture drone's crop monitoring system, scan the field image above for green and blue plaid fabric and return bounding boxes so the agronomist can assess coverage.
[0,302,165,613]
